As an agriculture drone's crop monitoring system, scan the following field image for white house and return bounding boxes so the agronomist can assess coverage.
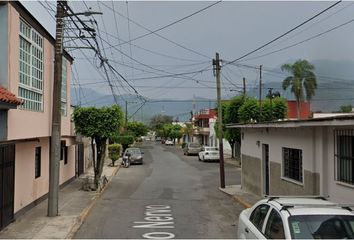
[228,115,354,204]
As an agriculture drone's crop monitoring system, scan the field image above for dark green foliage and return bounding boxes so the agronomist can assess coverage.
[112,135,134,153]
[108,144,121,166]
[150,114,173,132]
[73,105,124,189]
[126,121,148,140]
[162,124,182,143]
[338,104,352,113]
[238,98,260,123]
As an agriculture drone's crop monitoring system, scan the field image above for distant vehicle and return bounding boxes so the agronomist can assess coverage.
[122,148,144,165]
[198,146,219,162]
[183,142,202,156]
[238,196,354,239]
[165,140,174,146]
[155,137,162,142]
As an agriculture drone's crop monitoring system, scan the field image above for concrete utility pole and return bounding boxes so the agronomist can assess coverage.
[243,77,246,95]
[213,52,225,189]
[48,0,66,217]
[259,65,262,122]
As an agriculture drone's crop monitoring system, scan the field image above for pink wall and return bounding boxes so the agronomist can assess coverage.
[6,3,72,141]
[14,138,49,213]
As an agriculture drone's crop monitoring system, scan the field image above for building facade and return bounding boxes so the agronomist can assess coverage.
[232,115,354,204]
[0,1,78,228]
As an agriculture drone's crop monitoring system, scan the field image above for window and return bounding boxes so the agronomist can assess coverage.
[19,19,43,111]
[60,141,68,164]
[265,209,285,239]
[283,147,303,183]
[250,204,270,231]
[35,147,41,178]
[61,58,67,116]
[334,129,354,185]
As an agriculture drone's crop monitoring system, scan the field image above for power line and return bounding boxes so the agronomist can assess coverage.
[99,1,210,59]
[226,0,342,65]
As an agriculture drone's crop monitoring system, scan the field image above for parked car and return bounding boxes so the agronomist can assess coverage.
[198,146,219,162]
[238,197,354,239]
[165,140,174,146]
[122,148,144,165]
[183,142,202,155]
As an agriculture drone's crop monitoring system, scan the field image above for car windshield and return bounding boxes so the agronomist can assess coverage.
[189,143,200,148]
[126,149,141,155]
[205,147,218,151]
[288,214,354,239]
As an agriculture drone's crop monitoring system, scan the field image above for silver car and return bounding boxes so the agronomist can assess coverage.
[183,143,202,156]
[123,148,144,165]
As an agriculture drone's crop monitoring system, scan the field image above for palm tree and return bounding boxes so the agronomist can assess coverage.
[281,59,317,119]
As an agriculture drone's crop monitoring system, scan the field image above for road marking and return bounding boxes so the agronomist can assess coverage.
[133,205,175,239]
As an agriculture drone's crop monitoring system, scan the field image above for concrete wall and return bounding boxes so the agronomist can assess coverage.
[269,162,320,195]
[241,127,321,196]
[14,136,76,213]
[326,126,354,203]
[241,154,262,195]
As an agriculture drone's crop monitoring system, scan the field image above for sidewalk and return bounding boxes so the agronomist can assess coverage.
[224,156,241,168]
[0,158,120,239]
[220,185,262,208]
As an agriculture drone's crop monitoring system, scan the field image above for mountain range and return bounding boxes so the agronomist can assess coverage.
[71,59,354,122]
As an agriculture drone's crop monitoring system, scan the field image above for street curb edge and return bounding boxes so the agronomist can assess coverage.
[65,164,121,239]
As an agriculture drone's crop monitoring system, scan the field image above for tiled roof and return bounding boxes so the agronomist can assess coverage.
[0,86,23,105]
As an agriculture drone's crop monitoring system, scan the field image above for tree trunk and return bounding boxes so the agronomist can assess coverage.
[93,137,107,190]
[91,138,96,173]
[229,141,235,158]
[296,97,301,119]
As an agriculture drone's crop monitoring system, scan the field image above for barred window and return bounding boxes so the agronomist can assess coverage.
[334,129,354,185]
[283,147,303,183]
[61,58,67,116]
[19,19,43,111]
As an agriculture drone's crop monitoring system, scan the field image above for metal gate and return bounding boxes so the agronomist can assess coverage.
[76,143,84,176]
[0,144,15,229]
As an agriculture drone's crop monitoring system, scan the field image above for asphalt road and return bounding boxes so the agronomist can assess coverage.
[74,142,243,239]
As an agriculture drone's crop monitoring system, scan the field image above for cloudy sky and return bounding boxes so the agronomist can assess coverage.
[21,1,354,104]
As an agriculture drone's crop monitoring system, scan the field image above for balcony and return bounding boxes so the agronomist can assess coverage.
[193,127,210,136]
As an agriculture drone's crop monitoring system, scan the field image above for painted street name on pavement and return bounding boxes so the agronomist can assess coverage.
[133,205,175,239]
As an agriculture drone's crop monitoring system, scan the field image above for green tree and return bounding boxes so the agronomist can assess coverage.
[112,135,134,153]
[126,121,148,140]
[149,114,173,132]
[281,59,317,119]
[182,123,194,143]
[223,95,247,158]
[73,105,123,189]
[161,124,182,144]
[338,104,353,113]
[108,144,121,166]
[238,98,260,123]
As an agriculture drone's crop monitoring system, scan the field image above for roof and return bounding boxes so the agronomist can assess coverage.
[227,115,354,129]
[0,86,23,105]
[194,109,217,119]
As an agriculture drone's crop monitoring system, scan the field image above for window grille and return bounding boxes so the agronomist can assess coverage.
[19,19,43,111]
[283,147,303,182]
[334,129,354,185]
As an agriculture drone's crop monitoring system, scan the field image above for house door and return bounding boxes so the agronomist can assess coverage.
[76,143,84,176]
[262,144,270,195]
[0,144,15,229]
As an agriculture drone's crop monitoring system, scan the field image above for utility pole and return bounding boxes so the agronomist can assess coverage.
[48,0,66,217]
[259,65,262,122]
[243,77,246,95]
[268,88,273,120]
[213,52,225,189]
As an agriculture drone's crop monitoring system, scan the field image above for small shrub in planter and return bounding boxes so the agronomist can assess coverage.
[108,144,122,166]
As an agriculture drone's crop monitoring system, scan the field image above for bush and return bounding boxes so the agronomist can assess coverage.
[181,142,187,149]
[238,98,260,123]
[108,144,122,166]
[112,135,134,153]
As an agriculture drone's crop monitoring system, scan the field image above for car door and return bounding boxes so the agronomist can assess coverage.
[242,204,270,239]
[264,209,286,239]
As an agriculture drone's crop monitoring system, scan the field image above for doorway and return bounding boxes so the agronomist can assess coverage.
[262,144,270,195]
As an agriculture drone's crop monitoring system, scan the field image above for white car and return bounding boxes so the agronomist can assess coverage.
[198,147,219,162]
[165,140,174,146]
[238,197,354,239]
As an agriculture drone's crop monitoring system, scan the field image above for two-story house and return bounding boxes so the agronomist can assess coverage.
[0,1,77,229]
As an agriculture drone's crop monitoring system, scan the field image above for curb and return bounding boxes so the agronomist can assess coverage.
[65,165,121,239]
[232,195,252,208]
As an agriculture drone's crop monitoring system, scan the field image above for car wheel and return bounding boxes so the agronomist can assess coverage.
[198,155,201,161]
[202,156,205,162]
